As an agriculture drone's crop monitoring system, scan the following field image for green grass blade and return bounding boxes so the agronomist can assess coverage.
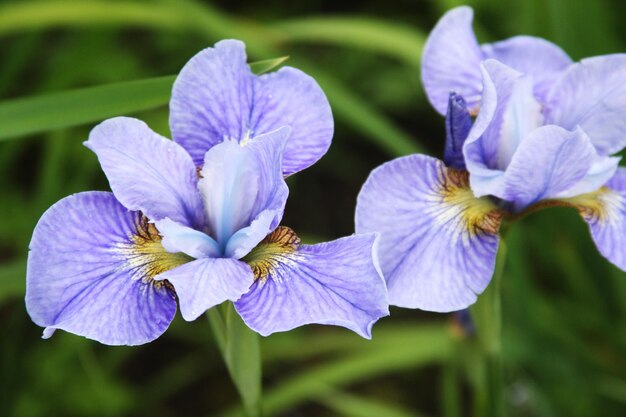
[317,388,424,417]
[273,17,425,66]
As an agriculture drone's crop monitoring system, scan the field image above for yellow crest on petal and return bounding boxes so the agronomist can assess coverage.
[431,167,503,246]
[242,226,301,284]
[116,215,191,288]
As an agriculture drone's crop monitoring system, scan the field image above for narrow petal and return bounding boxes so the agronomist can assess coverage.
[444,93,472,169]
[235,227,388,338]
[85,117,204,229]
[25,192,188,345]
[481,35,572,101]
[545,54,626,155]
[502,126,595,210]
[464,60,542,198]
[154,218,220,259]
[170,39,333,175]
[355,155,502,312]
[560,169,626,270]
[198,127,289,255]
[421,6,484,115]
[156,258,254,321]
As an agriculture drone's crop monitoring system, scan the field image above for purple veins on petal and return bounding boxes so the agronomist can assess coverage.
[84,117,205,229]
[557,168,626,271]
[355,154,503,312]
[235,227,388,338]
[170,39,333,176]
[26,192,188,346]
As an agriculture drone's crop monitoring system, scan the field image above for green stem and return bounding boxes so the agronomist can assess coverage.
[470,241,507,417]
[207,303,262,417]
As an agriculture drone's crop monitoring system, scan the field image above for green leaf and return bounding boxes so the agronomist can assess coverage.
[0,58,286,142]
[0,259,26,303]
[316,388,423,417]
[218,324,452,417]
[272,17,426,66]
[207,303,261,417]
[248,56,289,74]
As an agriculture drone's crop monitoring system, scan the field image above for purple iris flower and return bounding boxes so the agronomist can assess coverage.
[25,40,388,345]
[356,8,626,312]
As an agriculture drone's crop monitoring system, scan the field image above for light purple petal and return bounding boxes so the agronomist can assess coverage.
[464,60,542,198]
[481,35,572,102]
[355,155,502,312]
[198,127,289,255]
[235,229,388,338]
[556,155,620,199]
[156,258,254,321]
[545,54,626,155]
[421,6,484,115]
[170,39,333,175]
[154,218,220,259]
[502,126,595,210]
[85,117,204,229]
[564,168,626,270]
[25,192,181,346]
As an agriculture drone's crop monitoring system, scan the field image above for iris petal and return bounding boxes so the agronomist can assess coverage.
[156,258,254,321]
[356,155,503,312]
[235,227,388,338]
[501,126,595,210]
[421,6,483,115]
[545,54,626,156]
[26,192,186,346]
[481,35,572,102]
[559,168,626,270]
[170,39,333,175]
[198,127,289,256]
[85,117,204,229]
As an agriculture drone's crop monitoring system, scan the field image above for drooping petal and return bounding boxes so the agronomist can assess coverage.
[444,93,472,169]
[154,218,220,259]
[170,39,333,175]
[502,126,595,210]
[421,6,484,115]
[198,127,289,255]
[235,227,388,338]
[560,169,626,270]
[545,54,626,155]
[355,155,503,312]
[481,35,572,101]
[464,60,543,198]
[155,258,254,321]
[85,117,204,229]
[25,192,188,346]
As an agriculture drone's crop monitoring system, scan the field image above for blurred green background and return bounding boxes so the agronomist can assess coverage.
[1,0,625,416]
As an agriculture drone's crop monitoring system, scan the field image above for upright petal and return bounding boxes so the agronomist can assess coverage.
[85,117,204,229]
[545,54,626,155]
[251,67,334,176]
[464,60,542,198]
[502,126,595,210]
[421,6,484,115]
[156,258,254,321]
[235,227,388,338]
[559,169,626,270]
[26,192,187,345]
[356,155,503,312]
[198,127,289,255]
[170,39,333,175]
[444,93,472,169]
[481,36,572,101]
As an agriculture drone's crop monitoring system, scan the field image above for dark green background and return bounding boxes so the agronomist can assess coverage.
[0,0,625,416]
